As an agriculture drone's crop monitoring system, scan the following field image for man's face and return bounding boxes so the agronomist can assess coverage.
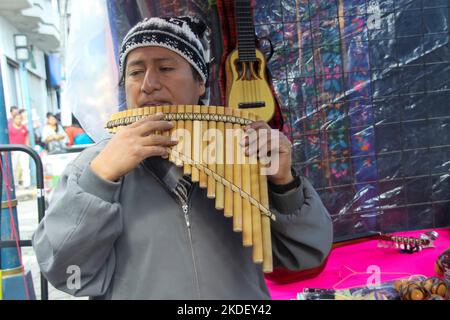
[124,46,205,108]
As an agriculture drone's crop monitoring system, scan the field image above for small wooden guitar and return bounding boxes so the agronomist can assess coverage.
[225,0,275,122]
[374,231,439,253]
[332,231,439,253]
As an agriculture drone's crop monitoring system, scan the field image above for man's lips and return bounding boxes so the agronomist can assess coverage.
[140,101,171,107]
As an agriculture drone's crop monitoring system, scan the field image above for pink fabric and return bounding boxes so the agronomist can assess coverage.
[266,227,450,300]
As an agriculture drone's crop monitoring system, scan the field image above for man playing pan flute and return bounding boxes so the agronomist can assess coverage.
[32,16,333,299]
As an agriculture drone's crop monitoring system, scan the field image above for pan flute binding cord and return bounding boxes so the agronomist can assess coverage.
[106,105,275,273]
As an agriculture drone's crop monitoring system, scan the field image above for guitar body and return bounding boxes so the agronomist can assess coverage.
[225,48,275,122]
[224,0,276,122]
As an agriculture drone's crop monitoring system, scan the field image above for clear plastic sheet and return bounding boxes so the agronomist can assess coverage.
[63,0,119,142]
[64,0,450,241]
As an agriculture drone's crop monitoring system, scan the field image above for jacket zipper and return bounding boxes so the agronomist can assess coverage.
[180,185,201,299]
[141,162,201,298]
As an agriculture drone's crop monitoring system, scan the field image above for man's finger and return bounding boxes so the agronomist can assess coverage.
[240,131,258,147]
[240,125,274,147]
[256,140,272,159]
[136,119,174,136]
[244,121,270,132]
[245,139,259,157]
[141,134,178,147]
[139,145,171,159]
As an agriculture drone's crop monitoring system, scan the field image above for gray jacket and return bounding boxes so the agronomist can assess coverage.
[32,139,333,299]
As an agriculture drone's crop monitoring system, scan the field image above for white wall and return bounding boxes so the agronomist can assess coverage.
[0,15,19,111]
[0,16,17,60]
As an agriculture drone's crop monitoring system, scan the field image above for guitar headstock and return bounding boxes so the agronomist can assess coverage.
[376,231,439,253]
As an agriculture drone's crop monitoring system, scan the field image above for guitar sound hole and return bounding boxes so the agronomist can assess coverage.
[235,60,260,80]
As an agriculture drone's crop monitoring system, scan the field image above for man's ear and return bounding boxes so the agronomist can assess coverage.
[197,81,206,98]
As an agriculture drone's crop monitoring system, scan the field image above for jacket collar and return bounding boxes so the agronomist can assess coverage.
[142,156,185,193]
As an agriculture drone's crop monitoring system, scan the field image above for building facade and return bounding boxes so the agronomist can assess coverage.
[0,0,62,131]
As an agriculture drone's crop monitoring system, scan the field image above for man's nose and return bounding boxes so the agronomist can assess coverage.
[141,70,162,94]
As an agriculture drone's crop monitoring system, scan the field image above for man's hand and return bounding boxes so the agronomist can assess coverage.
[90,112,178,182]
[241,121,294,185]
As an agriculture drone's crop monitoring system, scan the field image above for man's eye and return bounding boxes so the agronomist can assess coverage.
[160,67,175,72]
[128,70,143,76]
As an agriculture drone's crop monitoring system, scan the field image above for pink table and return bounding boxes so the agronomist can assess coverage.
[266,227,450,300]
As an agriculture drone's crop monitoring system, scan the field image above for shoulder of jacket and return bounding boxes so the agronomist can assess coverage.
[69,138,110,170]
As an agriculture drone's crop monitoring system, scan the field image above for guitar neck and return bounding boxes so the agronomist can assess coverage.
[234,0,257,61]
[378,233,430,246]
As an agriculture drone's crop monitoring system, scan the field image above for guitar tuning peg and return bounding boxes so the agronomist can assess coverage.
[377,240,383,248]
[400,243,405,250]
[425,231,439,240]
[420,234,429,245]
[395,242,399,249]
[420,234,429,241]
[406,244,410,251]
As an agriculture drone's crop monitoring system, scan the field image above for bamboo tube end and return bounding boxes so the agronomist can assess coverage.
[263,266,273,274]
[224,211,233,218]
[243,241,253,247]
[183,165,192,175]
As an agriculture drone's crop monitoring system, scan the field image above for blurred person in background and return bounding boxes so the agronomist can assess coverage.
[8,106,19,124]
[8,112,31,188]
[65,115,94,146]
[20,108,44,150]
[42,112,68,154]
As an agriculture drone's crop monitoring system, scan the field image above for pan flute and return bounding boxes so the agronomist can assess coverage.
[105,105,275,273]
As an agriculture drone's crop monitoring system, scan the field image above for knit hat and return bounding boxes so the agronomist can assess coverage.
[119,16,209,83]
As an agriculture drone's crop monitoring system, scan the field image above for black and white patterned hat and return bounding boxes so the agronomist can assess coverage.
[119,16,209,83]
